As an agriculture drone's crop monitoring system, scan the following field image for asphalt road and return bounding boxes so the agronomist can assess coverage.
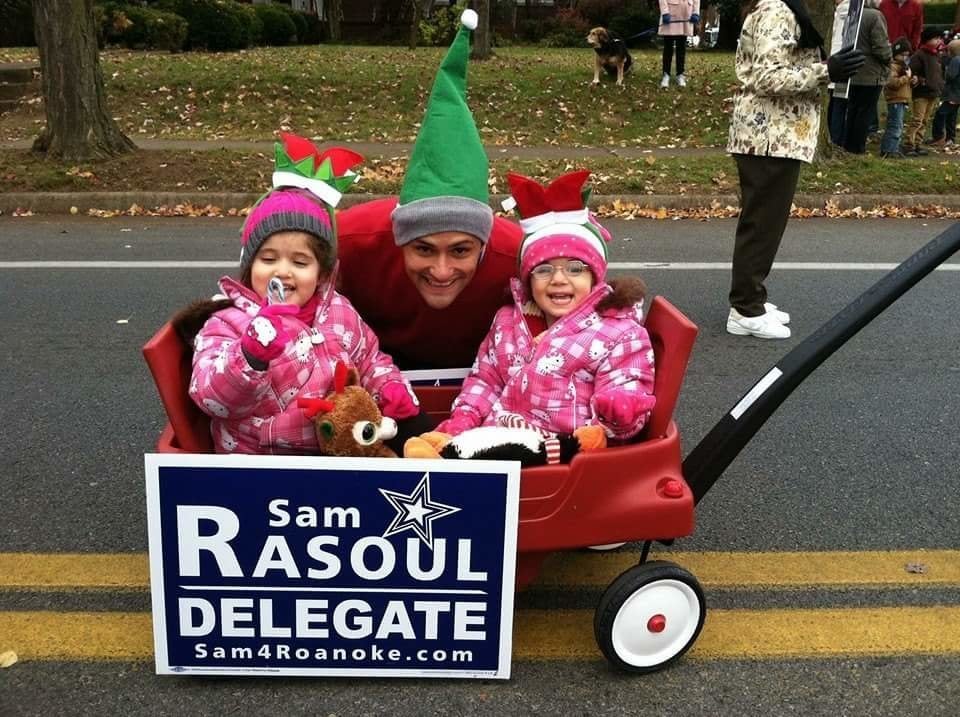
[1,216,958,715]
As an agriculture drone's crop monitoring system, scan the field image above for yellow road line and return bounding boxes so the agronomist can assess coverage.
[518,607,960,659]
[536,550,960,588]
[0,553,149,590]
[2,550,959,591]
[3,607,960,662]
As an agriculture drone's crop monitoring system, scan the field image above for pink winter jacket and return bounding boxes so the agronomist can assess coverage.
[189,271,410,454]
[445,277,655,441]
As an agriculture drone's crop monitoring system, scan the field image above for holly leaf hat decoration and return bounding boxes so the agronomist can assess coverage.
[272,132,365,207]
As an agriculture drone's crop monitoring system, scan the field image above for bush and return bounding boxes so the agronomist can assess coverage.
[609,6,660,42]
[298,11,323,44]
[0,0,35,47]
[156,0,250,51]
[924,3,957,26]
[577,0,625,28]
[279,5,309,44]
[539,8,591,47]
[418,0,468,46]
[254,4,297,45]
[100,4,188,51]
[236,3,263,46]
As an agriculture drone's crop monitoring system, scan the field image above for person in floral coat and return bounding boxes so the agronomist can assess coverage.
[431,170,656,442]
[725,0,864,339]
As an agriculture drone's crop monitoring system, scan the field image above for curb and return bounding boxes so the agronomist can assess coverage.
[2,192,960,216]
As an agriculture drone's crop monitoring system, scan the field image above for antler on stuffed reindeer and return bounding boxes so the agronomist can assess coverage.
[297,361,398,458]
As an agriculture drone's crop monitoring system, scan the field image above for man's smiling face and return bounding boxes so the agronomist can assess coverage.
[401,231,483,310]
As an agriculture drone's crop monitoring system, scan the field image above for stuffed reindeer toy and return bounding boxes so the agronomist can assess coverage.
[298,361,399,458]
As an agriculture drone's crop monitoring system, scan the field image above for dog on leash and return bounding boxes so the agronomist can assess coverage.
[586,27,633,86]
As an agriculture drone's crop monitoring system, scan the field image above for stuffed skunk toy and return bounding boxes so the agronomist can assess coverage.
[404,420,607,467]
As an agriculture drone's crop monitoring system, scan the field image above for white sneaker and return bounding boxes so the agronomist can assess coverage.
[726,308,791,339]
[660,73,670,89]
[676,74,687,87]
[764,302,790,325]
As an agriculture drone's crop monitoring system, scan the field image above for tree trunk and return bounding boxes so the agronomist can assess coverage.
[471,0,492,60]
[31,0,134,161]
[408,0,434,50]
[327,0,342,41]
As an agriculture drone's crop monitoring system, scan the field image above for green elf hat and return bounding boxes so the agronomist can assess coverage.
[391,9,494,246]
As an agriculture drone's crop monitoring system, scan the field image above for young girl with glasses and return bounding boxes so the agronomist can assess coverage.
[426,170,656,443]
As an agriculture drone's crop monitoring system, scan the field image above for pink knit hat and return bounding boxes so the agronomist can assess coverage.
[240,188,335,273]
[506,170,611,284]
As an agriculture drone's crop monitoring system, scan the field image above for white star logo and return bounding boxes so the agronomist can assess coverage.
[379,473,460,549]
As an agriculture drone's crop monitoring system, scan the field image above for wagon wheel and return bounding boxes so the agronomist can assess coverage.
[594,560,705,673]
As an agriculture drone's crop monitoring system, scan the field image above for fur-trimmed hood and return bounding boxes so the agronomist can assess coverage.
[595,276,647,315]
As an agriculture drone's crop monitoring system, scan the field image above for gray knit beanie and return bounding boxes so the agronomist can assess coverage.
[240,188,335,275]
[391,196,493,246]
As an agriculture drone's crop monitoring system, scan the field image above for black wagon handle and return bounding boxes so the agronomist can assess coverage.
[683,221,960,505]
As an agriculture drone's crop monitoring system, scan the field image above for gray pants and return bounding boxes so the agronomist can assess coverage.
[729,153,801,317]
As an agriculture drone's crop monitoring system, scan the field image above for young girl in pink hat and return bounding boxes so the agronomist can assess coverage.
[414,170,656,446]
[177,138,418,454]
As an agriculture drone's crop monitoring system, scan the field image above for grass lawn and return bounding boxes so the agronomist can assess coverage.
[0,45,735,146]
[2,44,959,200]
[2,148,957,196]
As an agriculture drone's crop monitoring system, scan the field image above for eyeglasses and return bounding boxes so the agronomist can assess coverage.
[530,260,591,281]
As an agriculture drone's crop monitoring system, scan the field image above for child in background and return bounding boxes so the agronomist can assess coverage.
[903,28,945,155]
[930,39,960,146]
[410,170,655,450]
[881,37,913,159]
[181,140,418,454]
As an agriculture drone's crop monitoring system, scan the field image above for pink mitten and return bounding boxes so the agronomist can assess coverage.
[435,414,477,437]
[241,304,298,366]
[594,390,656,428]
[379,381,418,420]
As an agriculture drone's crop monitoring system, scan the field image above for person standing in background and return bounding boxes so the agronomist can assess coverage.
[725,0,864,339]
[827,0,851,145]
[929,39,960,147]
[843,0,891,153]
[659,0,701,88]
[903,28,946,155]
[879,0,922,50]
[880,37,913,158]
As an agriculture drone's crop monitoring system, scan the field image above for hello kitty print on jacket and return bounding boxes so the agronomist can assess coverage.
[445,277,655,440]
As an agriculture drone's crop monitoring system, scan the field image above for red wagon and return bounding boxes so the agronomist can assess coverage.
[144,295,703,673]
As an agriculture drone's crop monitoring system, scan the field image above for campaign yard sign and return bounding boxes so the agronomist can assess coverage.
[145,454,521,678]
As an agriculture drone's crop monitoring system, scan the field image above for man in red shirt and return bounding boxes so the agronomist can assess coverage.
[879,0,923,50]
[337,198,521,370]
[337,9,522,371]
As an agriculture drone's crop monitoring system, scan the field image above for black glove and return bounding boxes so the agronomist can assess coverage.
[827,46,866,83]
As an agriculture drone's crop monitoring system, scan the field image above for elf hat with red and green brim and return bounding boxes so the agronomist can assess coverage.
[240,133,364,273]
[272,132,364,208]
[391,9,494,246]
[505,169,611,284]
